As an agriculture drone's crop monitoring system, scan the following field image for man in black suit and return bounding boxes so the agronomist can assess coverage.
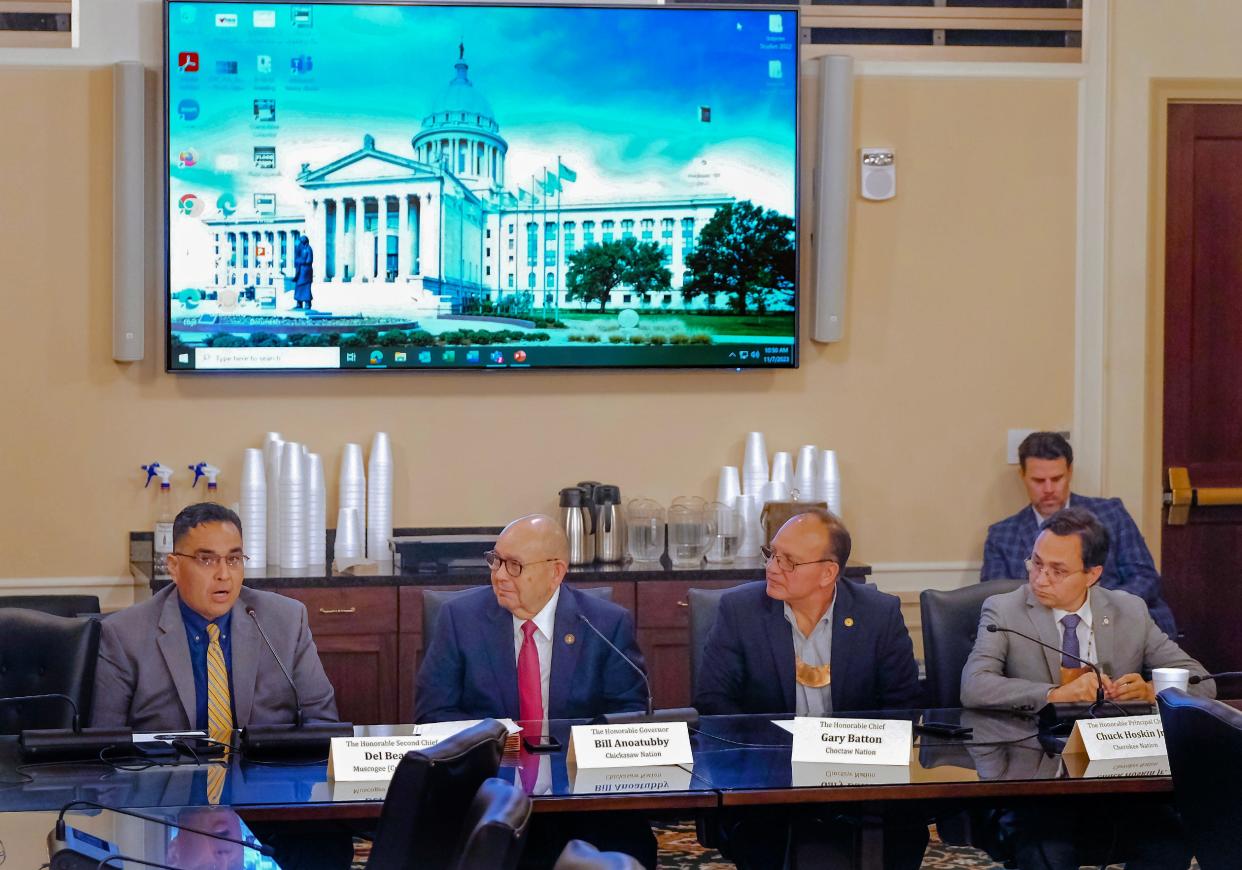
[694,509,926,869]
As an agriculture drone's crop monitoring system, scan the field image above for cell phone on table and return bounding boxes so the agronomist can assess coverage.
[522,734,562,752]
[916,721,973,739]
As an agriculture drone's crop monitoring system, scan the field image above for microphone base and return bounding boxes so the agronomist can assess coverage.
[240,722,354,757]
[597,708,700,728]
[20,728,133,761]
[1037,701,1153,735]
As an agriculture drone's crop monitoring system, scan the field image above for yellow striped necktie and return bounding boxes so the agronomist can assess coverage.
[205,623,233,745]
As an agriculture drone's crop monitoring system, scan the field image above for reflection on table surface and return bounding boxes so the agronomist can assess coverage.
[0,804,278,869]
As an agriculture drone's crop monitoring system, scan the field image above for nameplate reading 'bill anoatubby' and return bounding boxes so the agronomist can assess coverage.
[567,722,693,769]
[790,717,912,766]
[1063,714,1167,761]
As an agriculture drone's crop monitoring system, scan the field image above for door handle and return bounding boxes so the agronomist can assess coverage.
[1165,466,1242,525]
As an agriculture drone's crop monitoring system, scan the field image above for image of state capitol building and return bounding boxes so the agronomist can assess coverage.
[202,50,737,318]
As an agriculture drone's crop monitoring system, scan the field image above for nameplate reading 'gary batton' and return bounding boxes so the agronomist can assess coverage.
[568,722,693,769]
[790,717,912,766]
[1063,714,1167,761]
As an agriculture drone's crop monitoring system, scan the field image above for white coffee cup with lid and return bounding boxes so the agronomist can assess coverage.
[1151,667,1191,696]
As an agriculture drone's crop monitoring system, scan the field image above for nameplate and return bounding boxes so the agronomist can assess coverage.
[567,722,692,769]
[571,764,695,794]
[791,761,912,788]
[310,779,394,801]
[1062,752,1171,779]
[327,719,519,781]
[1062,714,1167,761]
[790,717,912,766]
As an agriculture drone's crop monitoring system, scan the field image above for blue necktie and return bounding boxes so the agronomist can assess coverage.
[1060,614,1082,667]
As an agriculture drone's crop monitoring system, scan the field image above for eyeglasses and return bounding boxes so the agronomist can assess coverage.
[760,545,837,574]
[173,552,249,570]
[1024,556,1083,583]
[484,550,558,579]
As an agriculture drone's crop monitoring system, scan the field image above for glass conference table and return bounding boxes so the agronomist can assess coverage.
[0,709,1174,824]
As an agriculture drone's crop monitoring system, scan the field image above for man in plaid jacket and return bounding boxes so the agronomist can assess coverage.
[981,431,1177,638]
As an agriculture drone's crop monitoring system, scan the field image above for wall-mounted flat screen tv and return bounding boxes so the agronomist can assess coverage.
[165,1,799,372]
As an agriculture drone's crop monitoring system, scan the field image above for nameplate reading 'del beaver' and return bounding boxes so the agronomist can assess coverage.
[1062,714,1167,762]
[328,719,520,781]
[790,717,912,766]
[567,722,693,770]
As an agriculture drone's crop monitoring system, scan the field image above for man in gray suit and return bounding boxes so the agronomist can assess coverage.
[92,502,338,733]
[961,507,1209,870]
[963,507,1212,713]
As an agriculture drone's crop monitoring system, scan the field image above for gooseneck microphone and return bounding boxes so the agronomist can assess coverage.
[0,693,133,760]
[54,800,276,858]
[578,614,699,726]
[1189,670,1241,685]
[238,606,352,757]
[246,605,303,727]
[0,692,82,731]
[986,623,1109,708]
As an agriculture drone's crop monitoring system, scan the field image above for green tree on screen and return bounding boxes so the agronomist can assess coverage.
[565,238,671,312]
[681,201,795,315]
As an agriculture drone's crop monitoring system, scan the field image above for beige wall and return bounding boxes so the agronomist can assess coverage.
[0,68,1078,581]
[1105,1,1242,554]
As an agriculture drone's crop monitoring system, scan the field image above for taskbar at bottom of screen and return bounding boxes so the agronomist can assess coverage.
[173,343,796,371]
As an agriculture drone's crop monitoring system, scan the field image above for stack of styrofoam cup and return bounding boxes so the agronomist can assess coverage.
[367,432,393,560]
[742,432,769,497]
[334,507,363,560]
[279,441,307,570]
[736,493,762,557]
[239,448,267,566]
[716,466,741,508]
[306,452,326,566]
[339,443,366,552]
[793,445,818,502]
[264,434,284,564]
[771,452,793,488]
[817,449,841,516]
[762,479,790,503]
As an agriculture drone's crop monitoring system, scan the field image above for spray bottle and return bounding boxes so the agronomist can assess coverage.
[190,462,221,503]
[143,462,176,560]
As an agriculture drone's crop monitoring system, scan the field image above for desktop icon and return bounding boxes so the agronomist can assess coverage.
[253,146,276,170]
[214,12,238,27]
[291,6,313,26]
[177,193,204,217]
[178,353,190,364]
[441,350,456,363]
[418,351,432,363]
[466,350,480,363]
[513,349,527,363]
[290,55,314,74]
[768,13,783,33]
[369,350,384,365]
[176,99,200,121]
[345,352,357,363]
[216,194,237,217]
[253,9,276,28]
[215,60,238,75]
[768,60,782,79]
[490,351,505,365]
[393,351,408,363]
[256,54,272,74]
[253,193,276,215]
[253,99,276,122]
[177,148,198,168]
[177,51,199,73]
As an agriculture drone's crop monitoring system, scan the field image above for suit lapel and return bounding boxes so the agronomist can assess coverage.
[762,596,796,712]
[1089,585,1115,675]
[1023,585,1061,683]
[548,588,582,719]
[480,595,520,717]
[829,580,855,711]
[230,592,261,727]
[156,590,198,728]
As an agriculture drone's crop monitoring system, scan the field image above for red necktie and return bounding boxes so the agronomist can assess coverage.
[518,620,544,725]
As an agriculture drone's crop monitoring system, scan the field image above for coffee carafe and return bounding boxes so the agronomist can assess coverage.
[593,484,625,563]
[558,486,595,566]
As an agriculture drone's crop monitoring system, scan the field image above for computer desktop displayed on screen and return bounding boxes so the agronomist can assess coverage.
[165,1,799,372]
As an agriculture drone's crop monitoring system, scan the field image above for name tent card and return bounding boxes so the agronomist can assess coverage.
[567,722,693,769]
[790,717,912,766]
[570,764,695,795]
[790,761,912,788]
[1062,714,1167,761]
[328,719,520,781]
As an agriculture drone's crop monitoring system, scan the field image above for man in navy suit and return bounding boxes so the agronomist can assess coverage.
[981,431,1177,637]
[414,513,654,867]
[694,509,926,870]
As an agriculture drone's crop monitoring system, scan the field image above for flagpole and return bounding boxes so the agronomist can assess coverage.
[555,158,562,321]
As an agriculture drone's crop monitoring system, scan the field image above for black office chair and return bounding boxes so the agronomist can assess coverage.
[366,718,510,870]
[919,579,1024,708]
[451,777,532,870]
[553,839,645,870]
[687,586,732,698]
[0,595,100,618]
[1158,688,1242,869]
[422,585,613,640]
[0,608,100,733]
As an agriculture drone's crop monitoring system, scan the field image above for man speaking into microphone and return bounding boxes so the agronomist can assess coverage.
[962,507,1212,711]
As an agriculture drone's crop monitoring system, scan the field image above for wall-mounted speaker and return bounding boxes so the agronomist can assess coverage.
[860,148,896,201]
[112,61,146,362]
[812,54,853,344]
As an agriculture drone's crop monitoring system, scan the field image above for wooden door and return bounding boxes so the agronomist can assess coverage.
[1162,103,1242,674]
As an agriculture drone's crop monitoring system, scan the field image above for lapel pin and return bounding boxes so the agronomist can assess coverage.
[564,633,576,645]
[1102,616,1110,626]
[844,617,855,628]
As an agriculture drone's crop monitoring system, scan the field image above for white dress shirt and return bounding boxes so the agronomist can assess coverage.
[511,586,560,730]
